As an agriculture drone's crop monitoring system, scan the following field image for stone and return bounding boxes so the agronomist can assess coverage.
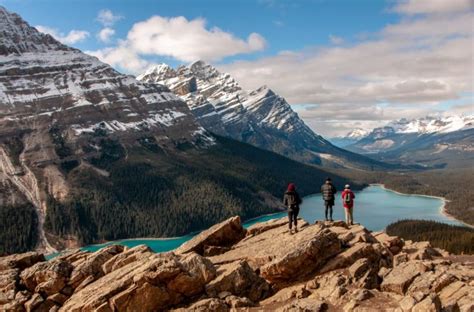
[374,232,404,255]
[381,261,429,295]
[69,244,124,288]
[261,229,341,284]
[246,218,289,236]
[224,295,255,308]
[171,298,228,312]
[403,241,442,261]
[277,298,328,312]
[320,243,377,274]
[24,293,43,312]
[102,245,152,274]
[20,259,73,296]
[0,269,19,304]
[394,253,409,266]
[206,260,269,302]
[47,292,68,305]
[412,293,441,312]
[110,282,172,312]
[176,216,246,255]
[354,289,373,302]
[399,295,417,311]
[0,252,45,271]
[203,246,230,257]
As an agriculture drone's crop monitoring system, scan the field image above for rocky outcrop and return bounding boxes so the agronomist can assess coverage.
[1,216,473,311]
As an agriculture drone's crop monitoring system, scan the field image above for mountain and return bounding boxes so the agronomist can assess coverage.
[346,115,474,168]
[137,62,391,170]
[0,6,360,255]
[330,128,370,147]
[1,216,473,311]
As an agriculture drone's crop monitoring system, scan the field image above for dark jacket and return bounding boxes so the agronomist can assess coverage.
[321,183,337,201]
[283,191,302,211]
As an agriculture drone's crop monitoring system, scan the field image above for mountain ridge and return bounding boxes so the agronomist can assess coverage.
[137,61,392,170]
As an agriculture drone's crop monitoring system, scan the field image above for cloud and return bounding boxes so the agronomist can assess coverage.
[35,25,89,44]
[97,27,115,43]
[86,42,150,73]
[89,15,266,73]
[392,0,472,15]
[126,16,266,62]
[97,9,123,26]
[218,1,473,136]
[329,35,344,45]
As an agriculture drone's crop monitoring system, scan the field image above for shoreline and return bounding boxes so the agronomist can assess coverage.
[372,183,473,229]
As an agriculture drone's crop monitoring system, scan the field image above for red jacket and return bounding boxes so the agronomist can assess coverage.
[341,189,355,209]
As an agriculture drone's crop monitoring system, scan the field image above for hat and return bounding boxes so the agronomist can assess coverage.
[345,184,350,189]
[326,177,332,181]
[287,183,296,191]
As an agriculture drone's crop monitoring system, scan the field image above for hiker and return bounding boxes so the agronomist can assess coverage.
[283,183,302,234]
[321,177,337,221]
[342,184,355,225]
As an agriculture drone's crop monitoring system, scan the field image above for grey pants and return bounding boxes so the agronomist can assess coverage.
[345,207,354,225]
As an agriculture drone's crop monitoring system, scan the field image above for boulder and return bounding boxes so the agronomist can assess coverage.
[412,293,441,312]
[69,244,124,288]
[0,269,19,304]
[277,298,328,312]
[320,243,377,274]
[60,252,215,311]
[0,252,45,271]
[102,245,152,274]
[260,229,341,284]
[399,295,417,311]
[224,295,255,308]
[20,260,73,296]
[403,241,442,261]
[246,218,289,236]
[176,216,246,255]
[373,232,404,255]
[381,261,430,295]
[348,258,379,289]
[206,260,270,302]
[171,298,228,312]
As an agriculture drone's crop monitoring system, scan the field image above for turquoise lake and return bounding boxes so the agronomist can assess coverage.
[78,185,463,255]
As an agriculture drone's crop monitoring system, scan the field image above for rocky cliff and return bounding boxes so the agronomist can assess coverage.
[137,62,391,170]
[1,216,472,311]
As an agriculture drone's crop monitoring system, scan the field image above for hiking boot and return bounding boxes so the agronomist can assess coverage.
[294,227,298,233]
[330,219,334,222]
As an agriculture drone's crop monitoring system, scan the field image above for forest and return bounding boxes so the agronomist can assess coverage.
[386,219,474,254]
[0,203,38,255]
[44,136,361,246]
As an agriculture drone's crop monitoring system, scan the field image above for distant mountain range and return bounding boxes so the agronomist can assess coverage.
[137,62,389,170]
[338,115,474,168]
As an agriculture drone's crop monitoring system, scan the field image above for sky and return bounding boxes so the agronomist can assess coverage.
[1,0,473,137]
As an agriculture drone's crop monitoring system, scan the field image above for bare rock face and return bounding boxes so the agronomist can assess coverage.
[206,260,270,302]
[260,228,341,284]
[175,216,246,255]
[0,252,45,272]
[0,216,473,311]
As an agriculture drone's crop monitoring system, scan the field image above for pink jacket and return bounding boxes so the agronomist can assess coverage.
[341,189,355,209]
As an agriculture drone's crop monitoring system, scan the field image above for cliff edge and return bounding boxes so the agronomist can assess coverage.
[1,216,473,311]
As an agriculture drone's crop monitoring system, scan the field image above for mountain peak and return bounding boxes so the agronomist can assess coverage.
[0,6,70,55]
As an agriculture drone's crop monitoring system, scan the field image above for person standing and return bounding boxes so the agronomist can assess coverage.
[321,178,337,221]
[341,184,355,226]
[283,183,302,234]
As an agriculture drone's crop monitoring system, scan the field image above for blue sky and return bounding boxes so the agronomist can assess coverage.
[2,0,398,67]
[1,0,472,136]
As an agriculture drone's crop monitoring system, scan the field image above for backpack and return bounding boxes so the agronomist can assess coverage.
[344,192,352,204]
[287,193,298,209]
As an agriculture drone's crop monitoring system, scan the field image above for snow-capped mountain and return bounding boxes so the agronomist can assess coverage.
[138,62,388,169]
[330,128,370,147]
[0,6,210,252]
[346,115,474,168]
